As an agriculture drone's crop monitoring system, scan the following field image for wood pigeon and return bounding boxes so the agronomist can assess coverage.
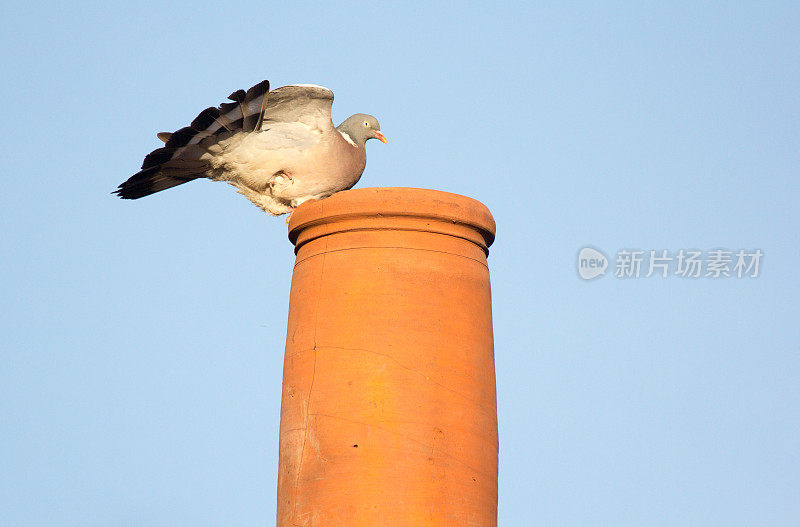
[114,80,386,215]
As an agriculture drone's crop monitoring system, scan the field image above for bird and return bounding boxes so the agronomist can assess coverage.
[114,80,386,215]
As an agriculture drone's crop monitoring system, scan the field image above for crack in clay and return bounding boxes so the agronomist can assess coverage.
[283,344,496,415]
[309,412,494,479]
[291,347,316,521]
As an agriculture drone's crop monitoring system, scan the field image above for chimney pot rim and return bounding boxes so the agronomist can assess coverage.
[287,187,496,251]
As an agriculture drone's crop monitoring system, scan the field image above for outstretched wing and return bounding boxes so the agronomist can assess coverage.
[159,82,334,151]
[152,79,273,154]
[115,81,335,200]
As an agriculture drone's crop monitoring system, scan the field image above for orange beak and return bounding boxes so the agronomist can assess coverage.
[372,130,388,144]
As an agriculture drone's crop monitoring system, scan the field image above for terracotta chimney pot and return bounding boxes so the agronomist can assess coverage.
[277,187,497,526]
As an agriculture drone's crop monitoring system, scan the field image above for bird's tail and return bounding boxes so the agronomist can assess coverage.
[113,161,209,200]
[114,80,272,200]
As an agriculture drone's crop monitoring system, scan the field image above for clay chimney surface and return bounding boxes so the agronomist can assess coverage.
[277,187,497,526]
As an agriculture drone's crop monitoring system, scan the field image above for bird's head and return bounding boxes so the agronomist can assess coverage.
[338,113,387,147]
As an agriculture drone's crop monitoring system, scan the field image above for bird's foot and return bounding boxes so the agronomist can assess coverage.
[275,170,293,181]
[285,208,296,225]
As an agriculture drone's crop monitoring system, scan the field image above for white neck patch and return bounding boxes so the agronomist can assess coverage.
[339,130,357,147]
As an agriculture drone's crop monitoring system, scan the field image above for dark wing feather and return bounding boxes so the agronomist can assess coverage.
[114,166,199,199]
[243,81,270,131]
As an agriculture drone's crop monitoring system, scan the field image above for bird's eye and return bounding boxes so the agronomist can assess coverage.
[364,121,369,127]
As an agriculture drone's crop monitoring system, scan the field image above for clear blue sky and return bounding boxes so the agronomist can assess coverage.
[1,2,798,525]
